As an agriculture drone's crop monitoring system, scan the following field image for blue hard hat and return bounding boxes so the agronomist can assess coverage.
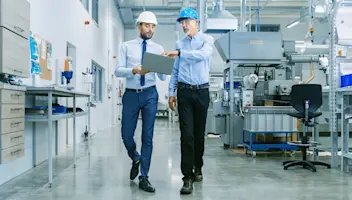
[177,8,199,22]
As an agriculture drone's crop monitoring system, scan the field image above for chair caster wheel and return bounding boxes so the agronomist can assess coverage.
[290,151,296,157]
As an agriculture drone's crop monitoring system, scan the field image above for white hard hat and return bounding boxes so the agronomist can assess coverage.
[136,11,158,25]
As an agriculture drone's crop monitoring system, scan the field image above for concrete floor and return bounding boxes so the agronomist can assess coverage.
[1,119,352,200]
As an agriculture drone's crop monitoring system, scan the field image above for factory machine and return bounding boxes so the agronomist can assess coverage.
[205,77,224,136]
[212,31,329,151]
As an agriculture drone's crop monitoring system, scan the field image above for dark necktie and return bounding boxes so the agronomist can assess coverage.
[140,40,146,86]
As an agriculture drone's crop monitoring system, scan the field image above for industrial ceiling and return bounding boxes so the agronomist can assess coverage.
[114,0,308,29]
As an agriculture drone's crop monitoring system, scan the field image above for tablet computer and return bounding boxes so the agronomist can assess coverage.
[142,52,175,75]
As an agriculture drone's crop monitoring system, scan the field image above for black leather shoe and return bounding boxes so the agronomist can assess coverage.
[139,178,155,193]
[180,178,193,195]
[130,160,140,180]
[194,168,203,182]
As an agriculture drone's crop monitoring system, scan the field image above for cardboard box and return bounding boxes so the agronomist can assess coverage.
[264,100,274,106]
[256,134,276,143]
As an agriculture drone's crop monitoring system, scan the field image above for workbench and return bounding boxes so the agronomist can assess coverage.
[25,86,92,187]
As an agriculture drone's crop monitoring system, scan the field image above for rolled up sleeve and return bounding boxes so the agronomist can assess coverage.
[168,56,180,97]
[157,45,167,81]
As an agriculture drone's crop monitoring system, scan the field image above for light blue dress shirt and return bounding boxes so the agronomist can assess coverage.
[115,37,167,89]
[168,32,214,97]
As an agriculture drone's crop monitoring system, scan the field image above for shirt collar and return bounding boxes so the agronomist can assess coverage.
[136,37,151,44]
[185,31,202,41]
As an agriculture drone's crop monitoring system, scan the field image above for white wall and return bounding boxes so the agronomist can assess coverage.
[0,0,124,185]
[125,18,330,99]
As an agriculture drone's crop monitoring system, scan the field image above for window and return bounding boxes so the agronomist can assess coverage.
[92,0,99,24]
[80,0,89,12]
[249,24,281,32]
[92,61,104,102]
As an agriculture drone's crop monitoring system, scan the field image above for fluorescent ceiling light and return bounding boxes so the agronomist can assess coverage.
[245,20,249,25]
[286,20,299,28]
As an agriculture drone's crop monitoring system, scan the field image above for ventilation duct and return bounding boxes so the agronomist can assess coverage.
[204,0,238,34]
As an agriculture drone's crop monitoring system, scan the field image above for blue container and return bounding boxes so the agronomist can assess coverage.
[341,74,352,88]
[52,106,67,114]
[35,106,67,114]
[224,81,241,89]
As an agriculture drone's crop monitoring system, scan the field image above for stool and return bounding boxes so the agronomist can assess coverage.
[283,84,331,172]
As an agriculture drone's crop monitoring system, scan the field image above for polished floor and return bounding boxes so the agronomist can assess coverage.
[1,119,352,200]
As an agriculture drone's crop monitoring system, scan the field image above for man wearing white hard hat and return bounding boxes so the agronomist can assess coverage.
[115,11,166,193]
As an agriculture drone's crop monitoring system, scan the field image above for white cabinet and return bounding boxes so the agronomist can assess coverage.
[0,0,30,78]
[0,28,30,77]
[1,118,25,134]
[1,104,25,119]
[1,131,24,149]
[0,85,26,164]
[1,143,24,163]
[0,89,25,104]
[0,0,30,39]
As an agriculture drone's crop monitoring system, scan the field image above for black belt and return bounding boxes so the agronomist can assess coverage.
[178,82,209,90]
[125,85,155,93]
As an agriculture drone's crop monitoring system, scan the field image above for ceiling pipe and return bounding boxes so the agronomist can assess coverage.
[123,5,304,12]
[257,0,260,31]
[214,0,224,11]
[240,0,247,32]
[166,0,307,7]
[248,0,251,31]
[197,0,205,32]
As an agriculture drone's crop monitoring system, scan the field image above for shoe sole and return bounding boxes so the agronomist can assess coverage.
[193,175,203,182]
[180,190,192,195]
[139,186,155,193]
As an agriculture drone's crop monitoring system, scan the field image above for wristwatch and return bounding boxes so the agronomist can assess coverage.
[177,49,180,56]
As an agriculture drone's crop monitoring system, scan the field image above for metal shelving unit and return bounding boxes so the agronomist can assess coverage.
[323,1,352,170]
[26,112,88,122]
[327,2,339,168]
[25,86,92,187]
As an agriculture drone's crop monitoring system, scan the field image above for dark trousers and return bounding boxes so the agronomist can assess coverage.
[121,87,158,180]
[177,86,210,179]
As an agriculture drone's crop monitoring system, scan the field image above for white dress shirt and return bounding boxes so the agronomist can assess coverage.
[115,37,167,89]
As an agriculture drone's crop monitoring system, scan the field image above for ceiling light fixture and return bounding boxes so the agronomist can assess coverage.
[286,20,300,28]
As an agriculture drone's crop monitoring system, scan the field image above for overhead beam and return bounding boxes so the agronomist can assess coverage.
[129,6,305,13]
[122,5,306,11]
[120,2,306,27]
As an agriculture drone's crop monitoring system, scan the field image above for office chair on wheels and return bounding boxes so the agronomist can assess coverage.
[283,84,331,172]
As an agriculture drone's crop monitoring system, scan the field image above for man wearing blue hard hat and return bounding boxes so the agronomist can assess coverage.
[164,8,214,195]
